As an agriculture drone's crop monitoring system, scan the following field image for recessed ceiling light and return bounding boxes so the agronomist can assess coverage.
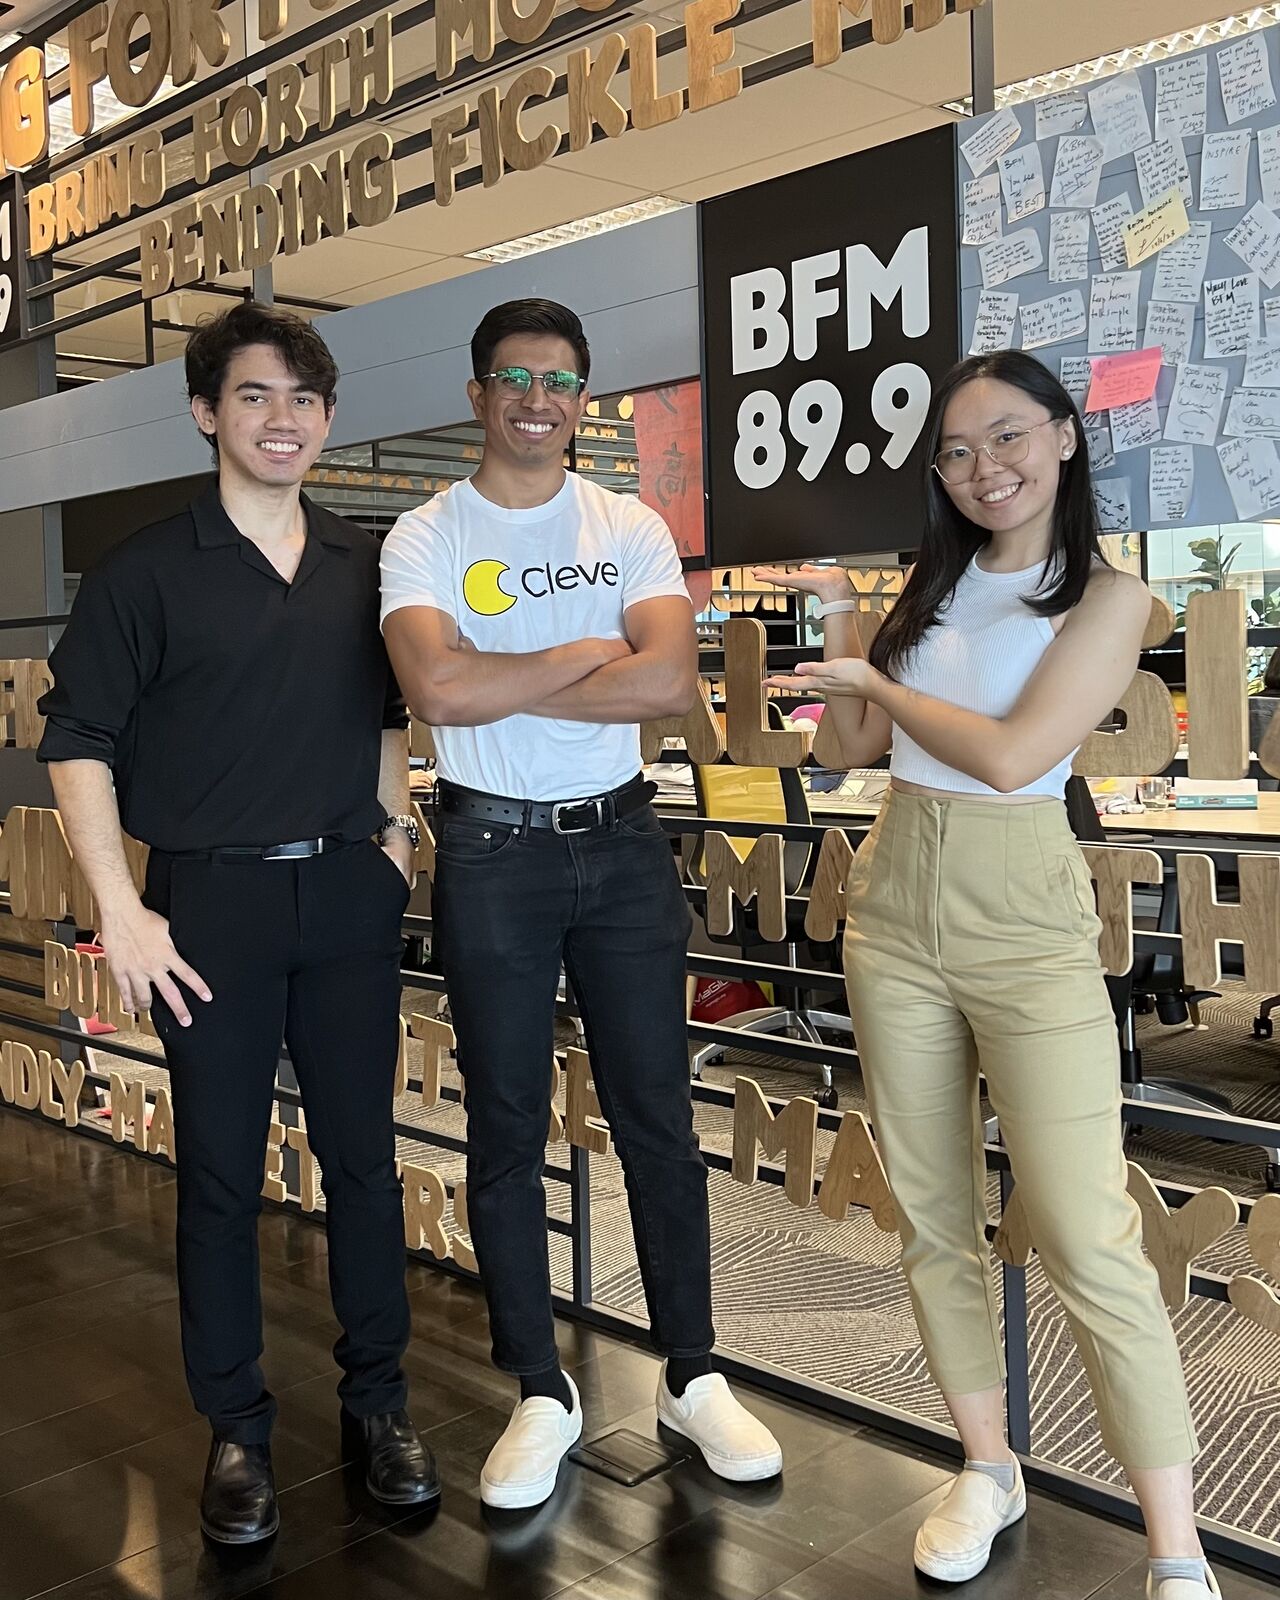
[942,6,1280,117]
[464,196,688,263]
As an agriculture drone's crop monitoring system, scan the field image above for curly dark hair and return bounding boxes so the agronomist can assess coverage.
[185,301,338,455]
[470,298,591,382]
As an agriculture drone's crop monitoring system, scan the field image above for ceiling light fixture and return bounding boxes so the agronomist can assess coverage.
[464,196,688,263]
[942,5,1280,117]
[44,41,176,157]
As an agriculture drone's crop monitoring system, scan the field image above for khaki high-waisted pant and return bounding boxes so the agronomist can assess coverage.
[844,791,1197,1470]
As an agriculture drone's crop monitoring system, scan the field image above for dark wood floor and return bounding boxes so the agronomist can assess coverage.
[0,1110,1271,1600]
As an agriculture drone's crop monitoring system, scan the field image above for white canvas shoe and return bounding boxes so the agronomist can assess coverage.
[1146,1569,1221,1599]
[913,1460,1027,1582]
[480,1374,583,1509]
[655,1364,783,1482]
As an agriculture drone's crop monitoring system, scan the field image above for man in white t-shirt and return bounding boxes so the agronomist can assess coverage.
[381,298,781,1508]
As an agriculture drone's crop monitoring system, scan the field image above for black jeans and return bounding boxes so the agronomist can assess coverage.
[144,839,412,1444]
[433,802,715,1375]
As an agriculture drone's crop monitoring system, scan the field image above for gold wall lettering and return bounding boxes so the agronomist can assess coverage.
[703,829,787,943]
[815,1107,896,1232]
[803,827,855,942]
[564,1045,611,1154]
[731,1074,816,1208]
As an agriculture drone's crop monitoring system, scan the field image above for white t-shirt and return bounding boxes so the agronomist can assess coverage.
[380,473,690,800]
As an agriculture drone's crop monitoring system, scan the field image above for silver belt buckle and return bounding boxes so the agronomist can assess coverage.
[551,798,602,835]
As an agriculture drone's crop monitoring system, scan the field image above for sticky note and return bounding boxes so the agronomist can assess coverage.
[1084,348,1164,415]
[1122,190,1190,269]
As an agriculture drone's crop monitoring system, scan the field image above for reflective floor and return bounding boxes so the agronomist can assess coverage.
[0,1109,1271,1600]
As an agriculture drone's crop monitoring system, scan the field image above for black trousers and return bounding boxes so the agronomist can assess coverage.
[144,839,412,1445]
[432,802,715,1375]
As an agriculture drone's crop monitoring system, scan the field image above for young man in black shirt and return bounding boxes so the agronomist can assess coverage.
[38,304,438,1543]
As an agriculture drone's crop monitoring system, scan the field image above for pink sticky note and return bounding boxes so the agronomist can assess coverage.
[1084,348,1163,414]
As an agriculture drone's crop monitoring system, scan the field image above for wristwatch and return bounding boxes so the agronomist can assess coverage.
[377,814,421,849]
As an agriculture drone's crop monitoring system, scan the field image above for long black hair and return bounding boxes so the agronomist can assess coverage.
[869,350,1104,678]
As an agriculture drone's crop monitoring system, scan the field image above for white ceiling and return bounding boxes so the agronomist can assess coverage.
[15,0,1251,372]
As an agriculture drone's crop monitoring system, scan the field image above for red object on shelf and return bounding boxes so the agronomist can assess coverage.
[74,941,117,1035]
[690,977,770,1022]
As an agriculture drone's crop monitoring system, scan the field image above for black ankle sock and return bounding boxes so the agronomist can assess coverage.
[519,1366,573,1410]
[664,1355,714,1399]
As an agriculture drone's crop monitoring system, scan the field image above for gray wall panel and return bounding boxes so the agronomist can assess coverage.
[0,208,700,515]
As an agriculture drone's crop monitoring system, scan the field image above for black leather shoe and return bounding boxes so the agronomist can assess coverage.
[341,1408,441,1505]
[200,1439,279,1544]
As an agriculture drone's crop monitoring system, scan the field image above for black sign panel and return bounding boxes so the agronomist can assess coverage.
[699,124,961,566]
[0,175,21,351]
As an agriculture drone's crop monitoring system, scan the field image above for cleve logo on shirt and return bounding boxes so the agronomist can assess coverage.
[463,558,620,616]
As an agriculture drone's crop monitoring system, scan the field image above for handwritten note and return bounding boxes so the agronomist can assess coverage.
[1150,446,1194,522]
[1089,73,1152,163]
[1123,190,1189,269]
[1200,130,1251,211]
[1050,136,1105,209]
[1261,126,1280,215]
[1204,273,1261,358]
[1267,297,1280,342]
[961,107,1023,177]
[1109,396,1163,454]
[1093,193,1137,271]
[1163,363,1229,447]
[1217,435,1280,519]
[1152,221,1211,303]
[1088,272,1141,355]
[979,229,1044,289]
[1019,291,1086,351]
[1085,421,1115,471]
[1092,478,1133,533]
[963,174,1002,246]
[969,291,1018,356]
[1246,338,1280,387]
[1224,388,1280,438]
[1036,90,1089,141]
[1135,136,1195,210]
[998,145,1046,224]
[1060,356,1093,408]
[1144,301,1196,368]
[1218,33,1276,126]
[1226,203,1280,290]
[1156,54,1208,139]
[1084,347,1163,413]
[1049,211,1090,283]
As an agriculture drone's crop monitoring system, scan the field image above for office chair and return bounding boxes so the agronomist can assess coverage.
[685,709,852,1106]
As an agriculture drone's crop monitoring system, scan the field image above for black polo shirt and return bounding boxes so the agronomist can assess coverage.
[38,480,407,853]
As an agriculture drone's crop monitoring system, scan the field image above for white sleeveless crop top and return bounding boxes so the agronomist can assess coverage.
[889,554,1077,799]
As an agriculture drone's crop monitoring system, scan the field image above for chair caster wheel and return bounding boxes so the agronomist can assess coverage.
[815,1086,838,1109]
[1268,1163,1280,1193]
[1254,1017,1274,1040]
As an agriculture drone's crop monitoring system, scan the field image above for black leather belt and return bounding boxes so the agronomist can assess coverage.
[168,836,350,862]
[436,775,655,834]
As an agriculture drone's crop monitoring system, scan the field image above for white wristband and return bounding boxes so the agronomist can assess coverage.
[812,598,861,619]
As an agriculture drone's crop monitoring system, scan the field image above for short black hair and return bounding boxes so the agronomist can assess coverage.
[185,301,338,454]
[470,298,591,383]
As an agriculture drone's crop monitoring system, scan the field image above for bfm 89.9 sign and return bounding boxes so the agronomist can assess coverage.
[699,125,961,566]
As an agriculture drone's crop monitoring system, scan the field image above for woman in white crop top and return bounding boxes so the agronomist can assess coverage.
[760,352,1212,1600]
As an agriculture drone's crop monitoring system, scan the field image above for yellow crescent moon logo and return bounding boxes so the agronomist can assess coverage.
[463,559,517,616]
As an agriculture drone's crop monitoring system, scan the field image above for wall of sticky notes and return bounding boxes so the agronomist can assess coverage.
[958,24,1280,533]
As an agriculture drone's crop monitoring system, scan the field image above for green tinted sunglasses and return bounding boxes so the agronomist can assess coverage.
[481,366,586,399]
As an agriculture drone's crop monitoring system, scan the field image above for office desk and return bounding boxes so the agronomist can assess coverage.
[1102,793,1280,846]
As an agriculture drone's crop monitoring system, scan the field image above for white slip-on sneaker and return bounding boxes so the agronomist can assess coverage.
[480,1374,583,1510]
[655,1364,783,1482]
[1145,1568,1221,1599]
[913,1460,1027,1582]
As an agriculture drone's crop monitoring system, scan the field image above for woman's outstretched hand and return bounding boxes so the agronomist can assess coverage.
[752,564,853,602]
[764,658,879,698]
